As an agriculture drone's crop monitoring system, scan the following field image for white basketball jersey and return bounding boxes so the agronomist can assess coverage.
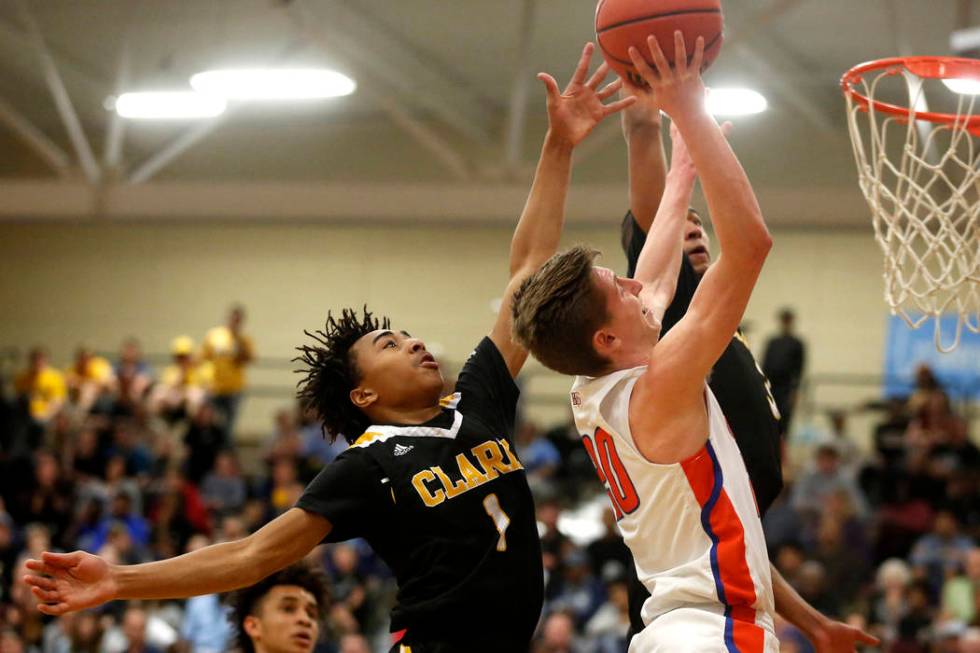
[571,366,775,649]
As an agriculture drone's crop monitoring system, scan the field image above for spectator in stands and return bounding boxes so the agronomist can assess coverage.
[264,408,306,468]
[13,347,65,429]
[113,339,152,417]
[338,633,372,653]
[201,450,247,518]
[183,403,224,485]
[533,610,585,653]
[548,548,605,627]
[910,510,975,596]
[324,544,369,633]
[584,576,630,653]
[941,548,979,625]
[202,304,255,441]
[149,336,211,421]
[179,535,232,653]
[516,421,561,495]
[266,456,304,516]
[792,443,869,526]
[762,307,806,435]
[100,604,174,653]
[64,347,115,416]
[227,560,328,653]
[88,492,150,554]
[585,507,630,583]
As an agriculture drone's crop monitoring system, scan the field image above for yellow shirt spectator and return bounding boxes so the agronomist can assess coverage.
[202,325,255,395]
[15,364,67,422]
[65,354,114,387]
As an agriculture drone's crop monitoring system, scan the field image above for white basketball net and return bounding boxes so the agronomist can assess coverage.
[844,65,980,352]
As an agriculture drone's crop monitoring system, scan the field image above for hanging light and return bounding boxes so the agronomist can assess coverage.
[114,92,226,120]
[706,88,768,116]
[189,68,356,100]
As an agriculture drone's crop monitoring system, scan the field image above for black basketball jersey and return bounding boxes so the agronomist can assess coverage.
[296,337,543,649]
[622,211,783,511]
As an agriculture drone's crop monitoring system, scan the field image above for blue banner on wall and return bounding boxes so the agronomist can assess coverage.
[883,314,980,401]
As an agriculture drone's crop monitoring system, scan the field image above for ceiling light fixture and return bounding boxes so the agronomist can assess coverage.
[189,68,356,100]
[942,77,980,96]
[706,88,768,116]
[114,92,226,120]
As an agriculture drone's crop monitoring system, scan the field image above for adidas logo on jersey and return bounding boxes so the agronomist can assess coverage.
[394,444,414,456]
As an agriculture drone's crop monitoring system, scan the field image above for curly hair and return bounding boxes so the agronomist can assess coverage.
[228,561,330,653]
[294,306,389,444]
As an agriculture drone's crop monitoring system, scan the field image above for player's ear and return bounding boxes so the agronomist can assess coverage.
[350,385,378,410]
[592,328,617,358]
[243,615,261,640]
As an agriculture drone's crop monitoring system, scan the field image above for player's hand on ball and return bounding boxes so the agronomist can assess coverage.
[538,42,637,147]
[627,31,707,122]
[23,550,117,615]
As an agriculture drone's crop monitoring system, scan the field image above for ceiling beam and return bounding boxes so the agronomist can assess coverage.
[0,179,871,228]
[289,2,473,180]
[292,0,496,145]
[504,0,537,172]
[15,0,100,184]
[0,96,71,176]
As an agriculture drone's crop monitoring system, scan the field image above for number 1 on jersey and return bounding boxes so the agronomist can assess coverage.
[482,493,510,552]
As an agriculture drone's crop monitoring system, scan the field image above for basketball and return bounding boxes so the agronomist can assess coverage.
[595,0,724,86]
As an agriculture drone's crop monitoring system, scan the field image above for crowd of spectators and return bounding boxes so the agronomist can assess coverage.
[0,305,976,653]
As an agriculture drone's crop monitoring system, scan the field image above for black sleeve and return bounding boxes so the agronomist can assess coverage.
[295,449,389,542]
[621,210,700,336]
[454,337,521,439]
[621,211,646,279]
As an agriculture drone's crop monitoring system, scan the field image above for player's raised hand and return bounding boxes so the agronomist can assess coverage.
[627,31,707,122]
[23,550,117,615]
[620,73,664,136]
[538,42,636,147]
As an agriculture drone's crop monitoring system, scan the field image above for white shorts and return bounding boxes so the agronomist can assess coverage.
[629,607,779,653]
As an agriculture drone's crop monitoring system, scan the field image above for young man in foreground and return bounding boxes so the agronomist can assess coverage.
[23,44,634,652]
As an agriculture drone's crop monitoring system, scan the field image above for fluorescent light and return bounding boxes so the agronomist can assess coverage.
[114,92,226,119]
[190,68,356,100]
[943,78,980,95]
[706,88,768,116]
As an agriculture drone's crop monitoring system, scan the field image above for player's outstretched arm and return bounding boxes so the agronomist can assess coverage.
[772,565,880,652]
[492,42,635,376]
[631,121,698,324]
[632,33,771,403]
[23,508,330,615]
[621,82,667,232]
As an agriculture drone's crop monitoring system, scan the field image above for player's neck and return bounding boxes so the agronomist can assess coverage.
[370,403,444,428]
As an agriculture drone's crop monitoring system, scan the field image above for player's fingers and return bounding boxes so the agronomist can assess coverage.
[570,42,595,86]
[856,629,881,646]
[596,77,623,100]
[604,95,637,116]
[585,61,610,90]
[691,35,705,73]
[673,30,688,76]
[646,35,672,80]
[37,602,70,616]
[31,586,61,602]
[41,551,81,568]
[25,559,62,577]
[628,47,658,87]
[537,73,561,100]
[23,574,57,590]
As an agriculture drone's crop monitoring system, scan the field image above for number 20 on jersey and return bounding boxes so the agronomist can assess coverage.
[581,428,640,520]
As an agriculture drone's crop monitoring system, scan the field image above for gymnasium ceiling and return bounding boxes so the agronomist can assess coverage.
[0,0,974,227]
